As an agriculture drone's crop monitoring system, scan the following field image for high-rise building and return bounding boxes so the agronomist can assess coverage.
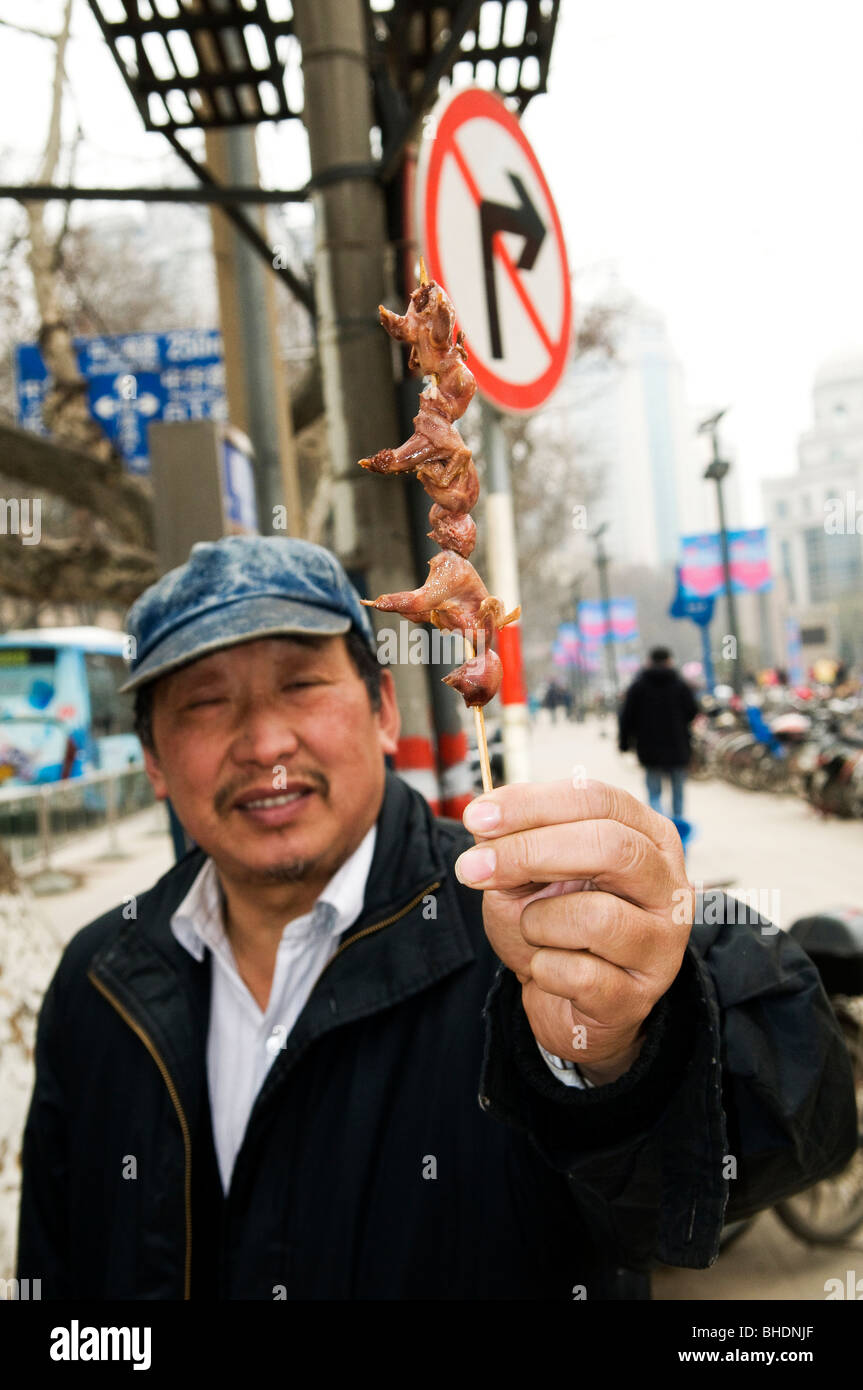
[761,350,863,664]
[549,302,741,570]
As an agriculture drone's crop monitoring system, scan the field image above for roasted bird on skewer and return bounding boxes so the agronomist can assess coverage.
[358,273,519,710]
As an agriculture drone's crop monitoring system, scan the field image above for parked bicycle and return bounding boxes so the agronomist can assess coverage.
[689,692,863,818]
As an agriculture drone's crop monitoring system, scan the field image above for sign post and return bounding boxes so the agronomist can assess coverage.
[669,569,716,692]
[417,87,572,783]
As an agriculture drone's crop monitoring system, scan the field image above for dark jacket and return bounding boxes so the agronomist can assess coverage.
[17,774,857,1300]
[619,665,699,767]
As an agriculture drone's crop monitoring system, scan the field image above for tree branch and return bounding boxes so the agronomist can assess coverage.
[0,534,157,606]
[35,0,73,188]
[0,423,154,547]
[0,17,61,41]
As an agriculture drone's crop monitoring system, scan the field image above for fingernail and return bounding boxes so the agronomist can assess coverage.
[463,799,501,832]
[455,847,497,884]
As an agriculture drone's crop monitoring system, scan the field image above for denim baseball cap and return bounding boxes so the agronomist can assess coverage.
[119,535,375,694]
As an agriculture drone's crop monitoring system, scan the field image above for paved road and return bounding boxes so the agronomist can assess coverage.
[528,713,863,1299]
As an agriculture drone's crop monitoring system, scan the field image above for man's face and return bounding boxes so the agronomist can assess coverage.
[142,635,400,887]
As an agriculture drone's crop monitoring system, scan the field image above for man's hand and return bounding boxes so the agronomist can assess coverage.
[457,779,694,1085]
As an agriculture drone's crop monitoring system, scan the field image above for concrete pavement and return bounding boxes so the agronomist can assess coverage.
[527,711,863,927]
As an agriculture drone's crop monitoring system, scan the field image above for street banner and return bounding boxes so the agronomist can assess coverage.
[729,528,773,592]
[679,528,772,598]
[577,600,608,641]
[552,622,584,669]
[577,599,639,644]
[609,597,639,641]
[14,329,226,475]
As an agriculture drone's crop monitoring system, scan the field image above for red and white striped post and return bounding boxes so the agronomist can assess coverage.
[482,400,531,784]
[395,732,440,813]
[438,728,474,818]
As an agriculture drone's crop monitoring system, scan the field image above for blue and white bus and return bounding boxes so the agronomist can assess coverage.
[0,627,140,785]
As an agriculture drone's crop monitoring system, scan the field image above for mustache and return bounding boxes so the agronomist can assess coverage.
[215,767,330,817]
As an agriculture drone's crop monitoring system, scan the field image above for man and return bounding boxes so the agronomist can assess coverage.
[17,537,856,1300]
[618,647,699,822]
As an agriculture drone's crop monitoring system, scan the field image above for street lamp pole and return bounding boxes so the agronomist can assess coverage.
[591,523,619,702]
[571,569,587,721]
[699,411,743,696]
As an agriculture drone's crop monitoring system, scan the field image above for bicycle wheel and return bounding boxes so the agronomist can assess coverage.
[775,1006,863,1244]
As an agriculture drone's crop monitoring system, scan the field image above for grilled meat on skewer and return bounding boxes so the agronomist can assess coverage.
[361,552,520,707]
[357,272,518,718]
[359,281,479,558]
[442,649,503,708]
[378,281,476,413]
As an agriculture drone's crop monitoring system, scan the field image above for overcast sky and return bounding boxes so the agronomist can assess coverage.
[2,0,863,524]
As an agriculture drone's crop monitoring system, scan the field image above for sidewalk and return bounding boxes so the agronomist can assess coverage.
[22,800,175,945]
[0,803,175,1276]
[527,712,863,926]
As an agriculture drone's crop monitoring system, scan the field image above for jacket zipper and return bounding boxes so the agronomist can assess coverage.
[314,879,442,982]
[87,970,194,1301]
[86,878,441,1300]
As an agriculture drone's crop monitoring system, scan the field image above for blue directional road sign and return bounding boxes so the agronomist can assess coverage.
[669,568,715,627]
[14,329,226,476]
[669,591,715,626]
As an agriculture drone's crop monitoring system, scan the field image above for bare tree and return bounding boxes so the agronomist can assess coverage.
[22,2,108,459]
[0,2,157,611]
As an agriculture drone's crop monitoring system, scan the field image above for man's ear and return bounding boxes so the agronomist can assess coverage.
[377,669,401,757]
[142,744,169,801]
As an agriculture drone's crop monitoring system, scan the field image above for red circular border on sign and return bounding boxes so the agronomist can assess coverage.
[422,88,572,413]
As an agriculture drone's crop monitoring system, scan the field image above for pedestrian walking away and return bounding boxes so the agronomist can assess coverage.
[618,647,700,821]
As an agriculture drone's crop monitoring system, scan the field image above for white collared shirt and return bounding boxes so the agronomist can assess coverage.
[171,821,589,1191]
[171,825,377,1192]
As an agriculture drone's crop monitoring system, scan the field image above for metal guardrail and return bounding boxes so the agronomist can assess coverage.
[0,764,155,870]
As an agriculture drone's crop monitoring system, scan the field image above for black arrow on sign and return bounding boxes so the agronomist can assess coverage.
[479,172,547,360]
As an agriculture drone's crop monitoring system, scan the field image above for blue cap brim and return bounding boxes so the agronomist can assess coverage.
[119,595,353,693]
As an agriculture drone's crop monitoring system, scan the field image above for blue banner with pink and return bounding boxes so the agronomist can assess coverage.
[553,601,640,673]
[679,528,772,598]
[576,598,639,643]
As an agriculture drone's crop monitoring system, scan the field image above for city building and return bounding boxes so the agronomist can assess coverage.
[762,349,863,666]
[547,301,742,571]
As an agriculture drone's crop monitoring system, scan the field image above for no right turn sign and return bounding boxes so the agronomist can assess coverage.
[416,86,572,414]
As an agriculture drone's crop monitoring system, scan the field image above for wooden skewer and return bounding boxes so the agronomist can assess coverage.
[464,637,494,794]
[473,707,493,794]
[419,252,493,795]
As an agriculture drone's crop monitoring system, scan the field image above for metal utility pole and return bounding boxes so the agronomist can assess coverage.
[292,0,435,791]
[570,571,587,721]
[590,522,619,702]
[698,410,743,695]
[205,128,302,533]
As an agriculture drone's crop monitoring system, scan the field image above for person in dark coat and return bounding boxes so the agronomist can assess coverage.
[16,539,856,1301]
[618,647,699,821]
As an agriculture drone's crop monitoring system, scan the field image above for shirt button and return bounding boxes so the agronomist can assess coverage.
[266,1025,287,1059]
